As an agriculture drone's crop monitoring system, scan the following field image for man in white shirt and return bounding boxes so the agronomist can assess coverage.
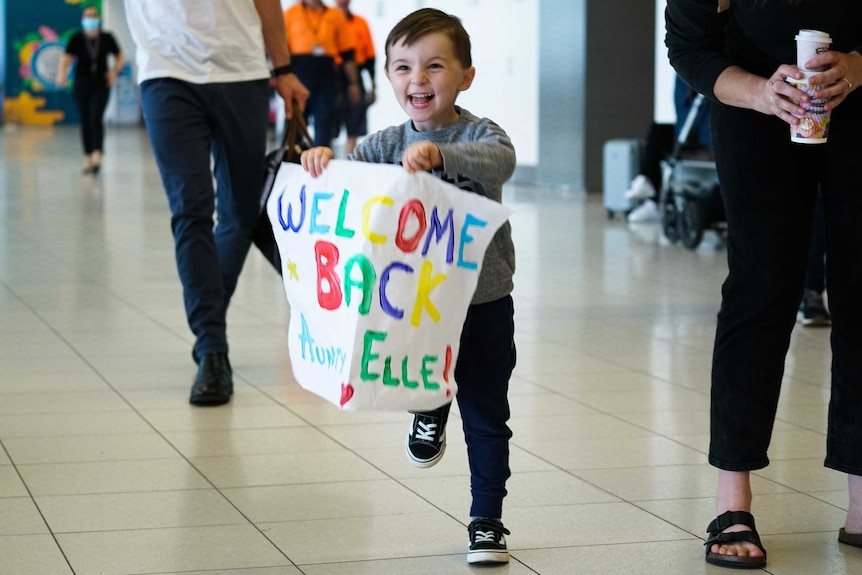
[125,0,309,406]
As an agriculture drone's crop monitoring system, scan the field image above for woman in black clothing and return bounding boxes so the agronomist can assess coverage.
[666,0,862,569]
[57,4,124,174]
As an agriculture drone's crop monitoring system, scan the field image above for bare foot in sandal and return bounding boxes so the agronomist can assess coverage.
[706,510,767,567]
[710,522,765,559]
[840,474,862,547]
[706,470,766,567]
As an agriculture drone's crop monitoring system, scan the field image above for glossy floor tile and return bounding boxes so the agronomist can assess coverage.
[0,125,850,574]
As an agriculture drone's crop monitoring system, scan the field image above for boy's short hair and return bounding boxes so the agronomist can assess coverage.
[384,8,472,70]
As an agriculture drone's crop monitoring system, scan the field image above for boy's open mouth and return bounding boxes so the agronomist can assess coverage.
[409,93,434,107]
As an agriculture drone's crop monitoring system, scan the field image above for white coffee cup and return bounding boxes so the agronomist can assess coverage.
[796,30,832,73]
[786,77,831,144]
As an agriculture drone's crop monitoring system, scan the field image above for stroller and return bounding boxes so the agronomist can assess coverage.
[659,93,725,250]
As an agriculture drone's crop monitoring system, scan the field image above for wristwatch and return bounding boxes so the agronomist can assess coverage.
[271,64,294,78]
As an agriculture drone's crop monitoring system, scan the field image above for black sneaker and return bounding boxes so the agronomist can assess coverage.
[468,518,510,564]
[797,289,831,327]
[405,403,450,468]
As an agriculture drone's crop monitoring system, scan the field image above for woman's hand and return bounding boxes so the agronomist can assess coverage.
[301,146,334,178]
[804,50,862,111]
[56,54,73,88]
[761,64,809,126]
[763,51,862,126]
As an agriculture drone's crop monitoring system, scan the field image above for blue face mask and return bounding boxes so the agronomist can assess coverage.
[81,17,100,31]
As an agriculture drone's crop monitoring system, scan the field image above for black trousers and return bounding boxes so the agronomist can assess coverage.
[708,95,862,475]
[805,189,826,293]
[73,79,110,155]
[455,295,515,518]
[642,122,675,192]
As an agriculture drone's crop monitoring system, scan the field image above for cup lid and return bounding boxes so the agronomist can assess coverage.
[796,29,832,42]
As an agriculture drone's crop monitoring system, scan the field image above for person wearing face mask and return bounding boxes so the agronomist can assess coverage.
[57,4,124,174]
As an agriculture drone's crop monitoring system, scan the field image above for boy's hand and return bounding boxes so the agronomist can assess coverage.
[401,142,443,174]
[301,147,334,178]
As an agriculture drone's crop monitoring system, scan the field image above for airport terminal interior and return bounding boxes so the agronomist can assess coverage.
[0,122,857,575]
[0,1,857,572]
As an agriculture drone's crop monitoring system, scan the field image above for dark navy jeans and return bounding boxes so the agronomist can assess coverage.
[709,94,862,475]
[454,295,516,519]
[303,85,336,147]
[140,78,269,359]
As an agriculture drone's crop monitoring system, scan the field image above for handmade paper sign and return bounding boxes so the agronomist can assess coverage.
[266,160,511,411]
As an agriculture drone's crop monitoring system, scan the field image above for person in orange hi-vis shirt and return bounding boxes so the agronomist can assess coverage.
[332,0,376,156]
[284,0,360,147]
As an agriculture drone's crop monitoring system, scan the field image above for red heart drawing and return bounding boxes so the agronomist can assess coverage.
[340,383,355,407]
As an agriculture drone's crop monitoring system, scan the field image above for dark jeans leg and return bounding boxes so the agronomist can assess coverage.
[140,78,269,358]
[708,103,819,471]
[305,87,336,148]
[140,79,225,357]
[209,81,269,313]
[455,295,515,518]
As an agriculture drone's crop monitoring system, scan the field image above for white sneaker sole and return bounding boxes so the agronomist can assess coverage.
[468,550,510,564]
[404,434,446,468]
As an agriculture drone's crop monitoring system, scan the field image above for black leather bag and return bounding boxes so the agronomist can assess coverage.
[253,110,314,273]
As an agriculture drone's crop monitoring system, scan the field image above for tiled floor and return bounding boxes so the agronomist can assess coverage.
[0,124,857,575]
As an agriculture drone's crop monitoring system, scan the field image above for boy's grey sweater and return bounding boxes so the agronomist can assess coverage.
[350,107,516,305]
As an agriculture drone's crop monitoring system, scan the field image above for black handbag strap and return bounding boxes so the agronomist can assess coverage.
[255,104,314,273]
[261,105,313,211]
[282,108,314,163]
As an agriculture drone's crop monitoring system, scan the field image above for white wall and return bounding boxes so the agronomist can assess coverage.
[654,0,675,123]
[284,0,539,165]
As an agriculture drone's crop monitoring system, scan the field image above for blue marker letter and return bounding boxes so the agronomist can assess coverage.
[457,214,487,270]
[309,191,334,234]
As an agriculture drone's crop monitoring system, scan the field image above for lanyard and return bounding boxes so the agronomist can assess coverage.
[85,34,100,73]
[301,3,327,45]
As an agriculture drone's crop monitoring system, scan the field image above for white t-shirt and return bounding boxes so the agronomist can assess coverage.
[124,0,270,84]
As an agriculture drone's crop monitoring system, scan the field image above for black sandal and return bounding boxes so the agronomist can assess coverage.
[839,527,862,548]
[704,510,767,569]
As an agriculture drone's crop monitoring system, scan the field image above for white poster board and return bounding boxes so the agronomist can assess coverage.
[267,160,511,410]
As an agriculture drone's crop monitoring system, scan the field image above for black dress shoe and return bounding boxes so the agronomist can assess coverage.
[189,352,233,406]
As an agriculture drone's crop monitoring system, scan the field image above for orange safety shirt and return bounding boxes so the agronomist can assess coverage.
[284,3,354,58]
[344,12,375,67]
[284,2,355,88]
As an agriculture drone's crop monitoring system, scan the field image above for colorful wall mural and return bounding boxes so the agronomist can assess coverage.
[3,0,101,125]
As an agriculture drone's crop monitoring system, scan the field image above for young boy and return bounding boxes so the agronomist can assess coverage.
[301,8,516,564]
